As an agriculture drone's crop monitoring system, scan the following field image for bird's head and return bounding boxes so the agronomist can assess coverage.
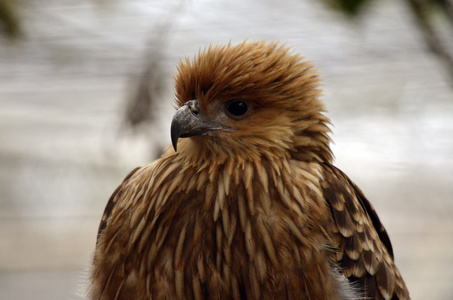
[171,40,333,164]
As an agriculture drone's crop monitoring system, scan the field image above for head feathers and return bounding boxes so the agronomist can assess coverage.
[173,40,333,163]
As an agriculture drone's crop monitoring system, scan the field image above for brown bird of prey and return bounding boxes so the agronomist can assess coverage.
[90,40,410,299]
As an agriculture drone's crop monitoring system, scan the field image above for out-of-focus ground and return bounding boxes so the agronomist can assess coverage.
[1,0,452,299]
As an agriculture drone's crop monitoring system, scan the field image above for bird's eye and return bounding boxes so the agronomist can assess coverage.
[226,101,248,118]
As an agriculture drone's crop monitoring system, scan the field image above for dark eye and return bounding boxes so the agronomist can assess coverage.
[226,101,248,118]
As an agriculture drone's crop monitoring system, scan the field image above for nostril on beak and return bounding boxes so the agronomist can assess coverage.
[186,100,200,115]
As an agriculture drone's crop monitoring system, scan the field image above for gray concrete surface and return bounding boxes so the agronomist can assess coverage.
[1,0,452,299]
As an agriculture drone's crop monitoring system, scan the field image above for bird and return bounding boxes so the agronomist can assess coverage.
[89,40,410,299]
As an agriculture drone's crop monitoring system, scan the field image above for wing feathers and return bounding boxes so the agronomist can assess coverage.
[332,205,355,237]
[376,262,396,300]
[321,162,409,299]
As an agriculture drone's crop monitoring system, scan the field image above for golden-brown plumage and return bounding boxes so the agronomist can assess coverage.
[90,40,410,299]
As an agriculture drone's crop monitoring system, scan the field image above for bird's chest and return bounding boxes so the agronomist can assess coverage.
[134,182,336,299]
[105,162,337,299]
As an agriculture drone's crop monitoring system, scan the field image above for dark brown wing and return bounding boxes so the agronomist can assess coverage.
[96,166,142,245]
[321,162,410,300]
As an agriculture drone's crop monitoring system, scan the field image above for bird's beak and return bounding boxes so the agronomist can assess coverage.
[170,100,225,151]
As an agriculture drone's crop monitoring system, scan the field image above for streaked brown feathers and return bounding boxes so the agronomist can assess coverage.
[321,162,409,299]
[90,40,409,299]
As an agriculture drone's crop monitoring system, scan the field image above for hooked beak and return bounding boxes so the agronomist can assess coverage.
[170,100,226,151]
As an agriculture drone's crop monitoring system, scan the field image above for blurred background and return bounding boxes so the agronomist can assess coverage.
[1,0,452,299]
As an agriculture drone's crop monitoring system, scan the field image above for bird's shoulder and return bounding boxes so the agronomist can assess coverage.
[96,166,141,244]
[95,160,162,245]
[319,162,409,299]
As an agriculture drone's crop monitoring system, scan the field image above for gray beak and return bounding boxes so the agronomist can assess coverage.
[170,100,225,151]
